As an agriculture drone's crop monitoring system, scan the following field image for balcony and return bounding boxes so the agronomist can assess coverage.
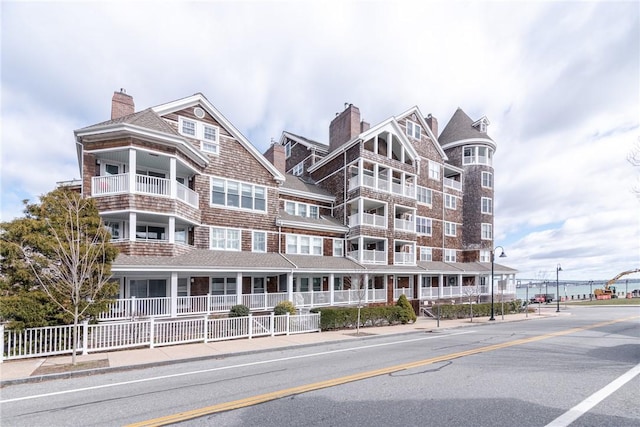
[394,217,415,232]
[394,251,415,265]
[348,175,415,198]
[348,249,387,264]
[92,173,199,208]
[443,177,462,191]
[349,212,386,228]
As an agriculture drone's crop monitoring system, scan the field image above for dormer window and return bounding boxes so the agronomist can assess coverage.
[179,116,219,155]
[406,120,421,139]
[472,116,490,133]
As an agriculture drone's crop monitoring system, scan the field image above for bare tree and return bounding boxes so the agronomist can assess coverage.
[20,190,116,365]
[462,285,480,322]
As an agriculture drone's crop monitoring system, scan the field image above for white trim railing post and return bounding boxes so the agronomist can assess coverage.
[248,314,253,340]
[149,317,155,349]
[207,293,211,315]
[203,315,208,343]
[0,324,4,363]
[286,313,290,335]
[270,312,275,337]
[130,296,136,319]
[82,320,89,355]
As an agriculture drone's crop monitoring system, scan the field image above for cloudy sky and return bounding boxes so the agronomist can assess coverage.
[1,1,638,282]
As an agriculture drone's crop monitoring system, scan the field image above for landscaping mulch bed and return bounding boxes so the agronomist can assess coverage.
[32,359,110,376]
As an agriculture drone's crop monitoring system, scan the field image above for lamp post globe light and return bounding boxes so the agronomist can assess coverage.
[556,264,562,313]
[490,246,507,321]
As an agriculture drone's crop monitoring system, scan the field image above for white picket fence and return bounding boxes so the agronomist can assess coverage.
[0,313,320,362]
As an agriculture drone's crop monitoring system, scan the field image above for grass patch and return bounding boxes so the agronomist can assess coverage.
[567,298,640,306]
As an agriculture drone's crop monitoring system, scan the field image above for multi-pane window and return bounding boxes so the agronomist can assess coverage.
[285,142,291,158]
[481,223,493,240]
[105,221,121,240]
[481,171,493,188]
[406,120,421,139]
[444,249,457,262]
[445,194,457,210]
[480,250,491,262]
[211,277,237,295]
[286,234,323,255]
[292,162,304,176]
[252,231,266,252]
[211,178,266,212]
[210,227,241,251]
[416,186,433,205]
[179,116,219,154]
[428,160,440,180]
[415,216,432,235]
[444,221,457,237]
[419,246,433,261]
[284,201,320,218]
[333,239,344,257]
[481,197,493,214]
[463,146,493,165]
[136,225,166,241]
[130,279,166,298]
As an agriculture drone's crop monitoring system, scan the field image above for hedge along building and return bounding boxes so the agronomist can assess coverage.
[72,91,516,321]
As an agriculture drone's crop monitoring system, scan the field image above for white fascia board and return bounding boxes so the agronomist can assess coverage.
[280,131,329,154]
[153,94,286,183]
[440,137,497,152]
[111,265,292,274]
[99,208,202,227]
[395,106,448,161]
[307,137,361,173]
[276,218,348,233]
[443,163,464,174]
[279,187,335,203]
[75,123,209,167]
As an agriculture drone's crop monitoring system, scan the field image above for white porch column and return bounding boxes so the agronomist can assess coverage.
[287,272,294,302]
[170,272,178,318]
[236,272,243,305]
[358,158,363,187]
[169,157,177,199]
[329,273,335,305]
[417,274,423,299]
[363,273,369,304]
[438,274,444,300]
[458,274,463,297]
[128,212,136,242]
[128,148,136,192]
[168,217,175,244]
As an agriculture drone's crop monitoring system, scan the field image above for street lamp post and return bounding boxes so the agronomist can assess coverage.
[490,246,507,321]
[556,264,562,313]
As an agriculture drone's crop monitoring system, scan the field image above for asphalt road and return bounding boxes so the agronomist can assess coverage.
[1,306,639,427]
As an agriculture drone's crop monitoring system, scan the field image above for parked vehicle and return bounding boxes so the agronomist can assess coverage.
[529,293,554,303]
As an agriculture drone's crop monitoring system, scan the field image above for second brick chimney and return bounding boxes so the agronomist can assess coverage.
[329,103,361,152]
[111,89,135,120]
[264,142,286,175]
[426,114,438,138]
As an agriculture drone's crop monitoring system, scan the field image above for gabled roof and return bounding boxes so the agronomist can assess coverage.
[152,93,286,183]
[438,108,495,150]
[277,211,349,233]
[280,131,329,154]
[280,174,335,202]
[74,108,209,168]
[394,106,448,161]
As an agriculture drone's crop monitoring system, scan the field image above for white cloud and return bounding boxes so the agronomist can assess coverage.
[1,1,638,281]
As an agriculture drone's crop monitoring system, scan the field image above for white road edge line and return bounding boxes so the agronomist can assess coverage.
[0,330,473,404]
[545,362,640,427]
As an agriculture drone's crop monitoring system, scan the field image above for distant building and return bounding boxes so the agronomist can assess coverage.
[72,90,516,320]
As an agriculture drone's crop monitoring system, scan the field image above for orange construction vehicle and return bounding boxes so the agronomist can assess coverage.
[594,268,640,299]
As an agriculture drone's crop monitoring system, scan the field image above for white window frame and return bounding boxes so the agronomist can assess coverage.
[444,221,457,237]
[285,142,291,158]
[415,216,432,236]
[419,246,432,262]
[481,223,493,240]
[252,231,267,253]
[481,197,493,214]
[445,194,457,210]
[333,239,344,257]
[179,116,220,155]
[428,160,441,181]
[416,186,432,205]
[479,250,491,262]
[210,227,241,251]
[284,200,320,219]
[481,171,493,188]
[463,145,493,165]
[292,162,304,176]
[211,277,237,295]
[211,177,267,212]
[444,249,456,262]
[286,234,323,256]
[406,119,421,139]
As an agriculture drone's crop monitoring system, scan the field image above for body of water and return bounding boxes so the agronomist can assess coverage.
[515,279,640,301]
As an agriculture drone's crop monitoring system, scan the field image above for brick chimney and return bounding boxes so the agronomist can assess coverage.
[329,103,361,151]
[111,89,135,120]
[426,114,438,138]
[264,142,286,175]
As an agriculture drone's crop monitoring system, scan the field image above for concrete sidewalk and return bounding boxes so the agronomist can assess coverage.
[0,308,562,385]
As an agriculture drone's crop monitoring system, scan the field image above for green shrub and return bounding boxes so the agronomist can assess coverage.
[228,304,250,318]
[274,300,297,315]
[312,306,405,331]
[396,294,417,324]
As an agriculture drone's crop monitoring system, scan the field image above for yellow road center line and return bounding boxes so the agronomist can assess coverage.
[127,316,638,427]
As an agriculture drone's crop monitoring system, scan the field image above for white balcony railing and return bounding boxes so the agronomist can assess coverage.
[394,218,415,232]
[443,177,462,191]
[348,249,386,264]
[349,213,386,228]
[349,174,415,198]
[394,252,415,265]
[92,173,198,208]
